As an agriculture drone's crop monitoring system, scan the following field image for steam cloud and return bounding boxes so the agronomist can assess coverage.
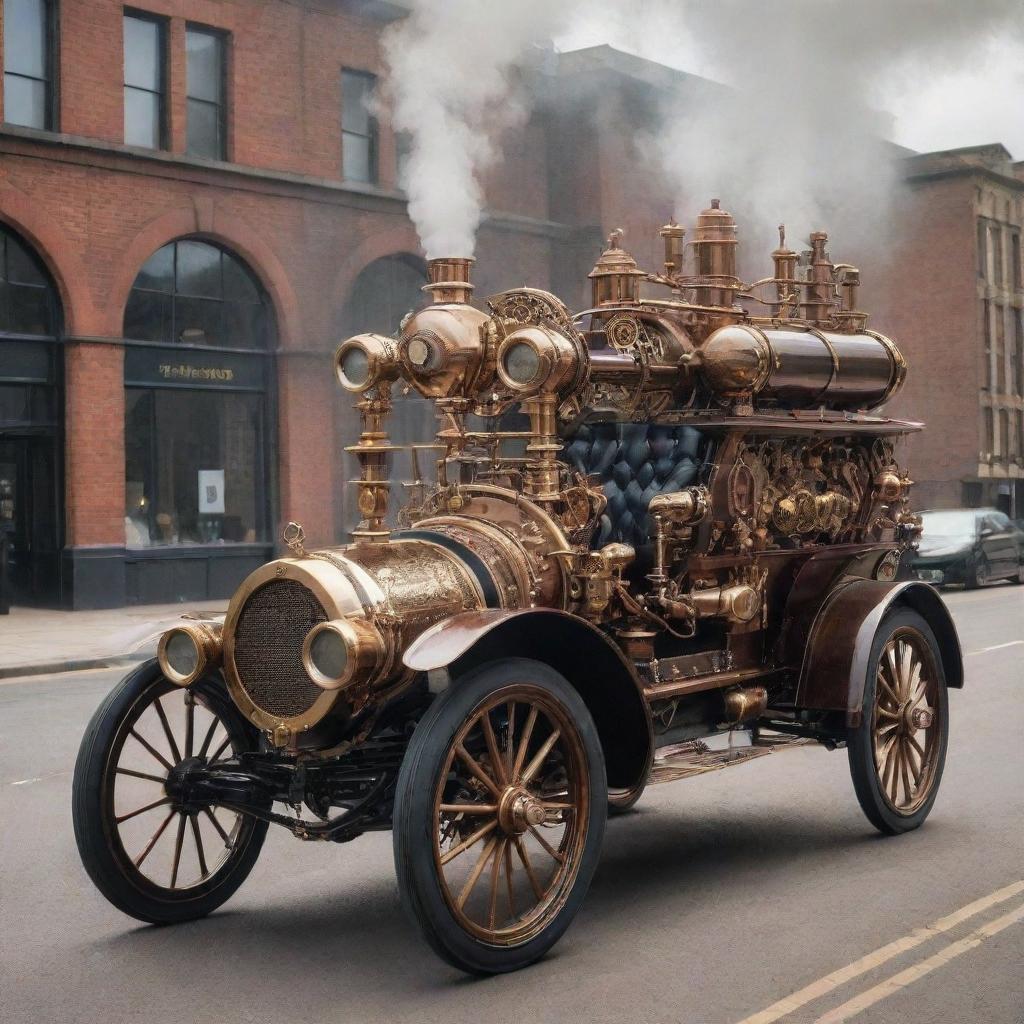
[382,0,1024,265]
[634,0,1024,263]
[381,0,583,259]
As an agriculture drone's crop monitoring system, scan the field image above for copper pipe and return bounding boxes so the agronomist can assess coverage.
[424,257,474,304]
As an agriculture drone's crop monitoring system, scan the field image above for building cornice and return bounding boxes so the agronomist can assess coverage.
[0,125,571,240]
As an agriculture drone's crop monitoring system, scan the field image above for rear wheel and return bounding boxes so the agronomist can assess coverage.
[73,660,268,924]
[847,609,948,835]
[393,658,606,974]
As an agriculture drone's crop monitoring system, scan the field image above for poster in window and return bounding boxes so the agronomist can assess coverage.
[198,469,225,514]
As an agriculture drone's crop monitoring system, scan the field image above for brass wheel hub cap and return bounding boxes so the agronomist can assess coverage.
[498,786,546,835]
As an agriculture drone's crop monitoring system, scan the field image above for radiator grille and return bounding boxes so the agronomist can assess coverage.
[233,579,327,719]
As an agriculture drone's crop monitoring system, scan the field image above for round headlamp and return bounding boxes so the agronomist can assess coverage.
[495,325,578,395]
[157,622,223,687]
[335,333,399,393]
[301,617,385,692]
[402,331,446,375]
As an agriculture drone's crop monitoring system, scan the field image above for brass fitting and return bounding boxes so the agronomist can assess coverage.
[157,621,223,687]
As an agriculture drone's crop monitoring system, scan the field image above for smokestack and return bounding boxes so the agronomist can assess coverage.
[424,257,475,305]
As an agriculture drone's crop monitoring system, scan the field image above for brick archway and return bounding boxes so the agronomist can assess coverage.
[0,184,94,335]
[331,222,424,324]
[109,204,303,348]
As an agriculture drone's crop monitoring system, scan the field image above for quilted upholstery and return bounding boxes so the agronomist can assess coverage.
[561,423,708,551]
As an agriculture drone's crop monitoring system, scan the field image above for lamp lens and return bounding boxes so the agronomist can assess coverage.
[340,346,370,388]
[165,631,200,679]
[309,627,349,682]
[406,335,437,370]
[504,341,541,385]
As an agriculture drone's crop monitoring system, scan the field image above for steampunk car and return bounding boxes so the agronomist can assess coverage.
[73,202,962,974]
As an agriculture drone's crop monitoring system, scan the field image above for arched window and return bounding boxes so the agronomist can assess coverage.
[122,239,274,575]
[124,238,271,349]
[0,224,58,337]
[342,253,427,337]
[0,224,62,605]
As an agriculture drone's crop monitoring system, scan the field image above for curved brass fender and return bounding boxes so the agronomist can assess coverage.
[796,579,964,727]
[404,607,653,793]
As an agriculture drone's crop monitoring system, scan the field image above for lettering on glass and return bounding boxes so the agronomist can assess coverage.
[158,364,235,382]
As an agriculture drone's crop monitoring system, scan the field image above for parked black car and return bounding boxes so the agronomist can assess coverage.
[913,508,1024,588]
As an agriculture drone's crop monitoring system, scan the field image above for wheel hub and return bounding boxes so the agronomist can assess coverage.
[497,785,545,835]
[163,756,206,807]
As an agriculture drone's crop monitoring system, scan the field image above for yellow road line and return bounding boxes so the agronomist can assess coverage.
[736,879,1024,1024]
[814,900,1024,1023]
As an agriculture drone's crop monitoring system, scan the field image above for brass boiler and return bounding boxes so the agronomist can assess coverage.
[220,501,560,748]
[700,323,906,410]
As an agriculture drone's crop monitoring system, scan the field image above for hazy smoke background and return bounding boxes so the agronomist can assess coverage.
[384,0,1024,265]
[381,0,585,258]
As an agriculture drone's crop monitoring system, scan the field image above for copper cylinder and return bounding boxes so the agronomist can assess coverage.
[772,225,799,311]
[800,232,834,323]
[424,257,474,304]
[722,686,768,724]
[659,220,686,277]
[690,199,740,307]
[588,232,646,307]
[701,323,906,410]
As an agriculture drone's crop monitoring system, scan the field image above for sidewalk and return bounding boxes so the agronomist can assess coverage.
[0,602,226,679]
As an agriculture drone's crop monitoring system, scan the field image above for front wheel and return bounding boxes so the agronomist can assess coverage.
[73,660,268,924]
[393,658,607,974]
[847,609,948,835]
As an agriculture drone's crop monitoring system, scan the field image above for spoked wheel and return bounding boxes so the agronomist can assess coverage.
[394,658,606,974]
[847,609,948,835]
[73,659,268,924]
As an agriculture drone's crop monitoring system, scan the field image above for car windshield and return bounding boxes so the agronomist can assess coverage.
[920,510,979,539]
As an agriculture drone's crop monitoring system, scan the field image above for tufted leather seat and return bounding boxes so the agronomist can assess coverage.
[562,423,708,553]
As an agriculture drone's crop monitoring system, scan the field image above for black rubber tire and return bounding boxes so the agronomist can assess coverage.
[967,559,988,589]
[393,658,607,974]
[73,659,269,924]
[847,608,949,836]
[1012,561,1024,585]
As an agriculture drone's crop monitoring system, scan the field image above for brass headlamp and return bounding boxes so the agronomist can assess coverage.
[301,616,385,692]
[157,621,223,687]
[495,325,579,395]
[335,333,400,393]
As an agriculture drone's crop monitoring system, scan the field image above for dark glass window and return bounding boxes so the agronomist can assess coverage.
[0,226,57,336]
[1012,232,1021,290]
[186,26,226,160]
[123,239,271,349]
[124,388,266,547]
[341,69,377,183]
[3,0,54,130]
[123,12,166,149]
[992,224,1004,286]
[395,129,412,189]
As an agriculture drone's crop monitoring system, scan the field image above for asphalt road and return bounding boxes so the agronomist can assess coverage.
[2,586,1021,1024]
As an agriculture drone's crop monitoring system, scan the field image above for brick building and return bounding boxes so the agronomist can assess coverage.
[0,1,1019,609]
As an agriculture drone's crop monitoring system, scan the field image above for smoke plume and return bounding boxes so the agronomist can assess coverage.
[382,0,1024,265]
[381,0,582,259]
[630,0,1024,261]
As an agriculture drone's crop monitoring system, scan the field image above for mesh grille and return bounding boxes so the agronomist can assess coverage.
[233,579,327,719]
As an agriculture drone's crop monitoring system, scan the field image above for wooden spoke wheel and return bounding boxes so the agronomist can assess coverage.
[847,609,948,835]
[394,659,606,974]
[73,660,268,924]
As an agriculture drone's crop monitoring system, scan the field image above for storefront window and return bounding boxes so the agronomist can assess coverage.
[123,239,273,549]
[124,389,265,547]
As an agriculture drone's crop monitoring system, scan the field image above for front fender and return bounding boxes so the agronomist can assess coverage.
[404,608,653,793]
[797,579,963,727]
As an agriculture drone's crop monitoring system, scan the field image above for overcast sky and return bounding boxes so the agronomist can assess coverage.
[558,13,1024,160]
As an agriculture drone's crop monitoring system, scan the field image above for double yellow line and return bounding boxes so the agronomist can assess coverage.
[737,879,1024,1024]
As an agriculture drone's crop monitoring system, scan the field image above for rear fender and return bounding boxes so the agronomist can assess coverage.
[797,579,963,727]
[404,609,653,792]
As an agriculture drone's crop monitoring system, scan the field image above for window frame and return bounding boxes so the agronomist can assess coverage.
[123,238,272,352]
[340,67,379,184]
[122,7,168,151]
[2,0,59,131]
[185,22,228,161]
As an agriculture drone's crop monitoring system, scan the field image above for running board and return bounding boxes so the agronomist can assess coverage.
[649,733,811,785]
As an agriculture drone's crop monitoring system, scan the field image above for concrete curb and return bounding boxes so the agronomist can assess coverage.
[0,653,148,681]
